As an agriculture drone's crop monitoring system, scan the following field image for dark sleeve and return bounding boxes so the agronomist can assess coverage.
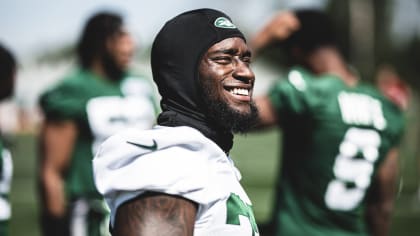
[267,70,315,123]
[39,81,86,121]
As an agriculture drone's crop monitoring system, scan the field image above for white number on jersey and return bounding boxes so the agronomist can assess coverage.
[324,127,381,211]
[226,193,259,235]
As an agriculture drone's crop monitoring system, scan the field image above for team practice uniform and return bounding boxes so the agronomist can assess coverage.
[0,140,12,236]
[269,68,404,236]
[40,69,156,235]
[93,126,260,236]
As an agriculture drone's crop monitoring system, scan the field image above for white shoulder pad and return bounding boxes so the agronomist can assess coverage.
[93,126,227,224]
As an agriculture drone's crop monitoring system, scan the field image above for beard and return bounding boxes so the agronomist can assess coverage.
[101,51,125,81]
[201,85,259,133]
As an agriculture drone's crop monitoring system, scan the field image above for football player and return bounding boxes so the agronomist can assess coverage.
[38,11,157,236]
[93,8,260,235]
[252,9,405,236]
[0,44,16,236]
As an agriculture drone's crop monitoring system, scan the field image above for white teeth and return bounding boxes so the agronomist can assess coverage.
[241,89,248,95]
[230,88,249,96]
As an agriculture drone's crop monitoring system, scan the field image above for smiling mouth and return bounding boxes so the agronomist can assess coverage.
[228,87,250,96]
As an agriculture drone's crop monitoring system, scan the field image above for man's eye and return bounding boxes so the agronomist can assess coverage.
[214,57,232,64]
[241,56,252,64]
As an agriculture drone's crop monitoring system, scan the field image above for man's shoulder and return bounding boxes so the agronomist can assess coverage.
[354,83,402,111]
[123,71,152,85]
[121,74,155,97]
[93,125,221,197]
[272,68,340,100]
[280,68,337,91]
[124,70,149,80]
[95,126,226,172]
[39,69,100,116]
[284,67,314,89]
[103,126,212,153]
[46,69,91,93]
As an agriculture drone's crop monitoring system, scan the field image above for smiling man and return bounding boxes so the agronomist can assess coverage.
[93,8,259,236]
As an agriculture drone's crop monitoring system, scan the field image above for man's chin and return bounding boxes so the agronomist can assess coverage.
[230,104,259,133]
[212,101,258,133]
[230,106,251,116]
[201,86,258,133]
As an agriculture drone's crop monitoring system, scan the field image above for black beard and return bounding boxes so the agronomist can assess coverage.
[101,52,124,81]
[201,87,259,133]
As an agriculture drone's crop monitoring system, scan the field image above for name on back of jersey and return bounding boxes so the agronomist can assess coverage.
[338,91,386,130]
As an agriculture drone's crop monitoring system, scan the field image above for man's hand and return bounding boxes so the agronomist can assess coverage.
[251,11,300,53]
[264,11,300,41]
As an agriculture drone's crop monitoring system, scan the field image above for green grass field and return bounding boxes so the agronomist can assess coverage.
[8,131,420,235]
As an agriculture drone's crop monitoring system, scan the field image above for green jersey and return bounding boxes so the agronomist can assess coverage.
[268,68,404,236]
[40,69,156,200]
[0,139,12,236]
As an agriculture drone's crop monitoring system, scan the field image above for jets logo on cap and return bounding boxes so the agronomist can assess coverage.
[214,17,237,29]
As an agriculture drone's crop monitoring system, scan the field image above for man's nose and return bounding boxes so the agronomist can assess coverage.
[233,60,255,83]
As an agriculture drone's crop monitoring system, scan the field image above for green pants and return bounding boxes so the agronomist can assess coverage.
[0,220,9,236]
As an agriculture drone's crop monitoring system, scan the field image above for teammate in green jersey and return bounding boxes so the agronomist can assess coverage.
[0,44,17,236]
[251,9,405,236]
[38,11,156,236]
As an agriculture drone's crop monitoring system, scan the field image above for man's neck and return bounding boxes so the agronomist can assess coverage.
[90,59,107,80]
[307,47,358,86]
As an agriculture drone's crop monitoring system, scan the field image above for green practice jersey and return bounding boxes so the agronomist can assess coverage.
[40,69,156,200]
[268,67,404,236]
[0,139,12,236]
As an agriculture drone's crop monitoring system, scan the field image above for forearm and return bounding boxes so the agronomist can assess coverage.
[42,166,66,217]
[366,148,399,236]
[250,11,300,54]
[250,28,273,54]
[39,120,77,217]
[366,201,394,236]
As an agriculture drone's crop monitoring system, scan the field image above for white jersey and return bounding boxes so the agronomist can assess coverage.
[93,126,259,236]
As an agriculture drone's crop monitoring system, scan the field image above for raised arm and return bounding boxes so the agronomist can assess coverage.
[365,148,400,236]
[113,192,198,236]
[250,11,300,54]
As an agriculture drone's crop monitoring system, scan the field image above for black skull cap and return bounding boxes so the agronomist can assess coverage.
[151,8,246,115]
